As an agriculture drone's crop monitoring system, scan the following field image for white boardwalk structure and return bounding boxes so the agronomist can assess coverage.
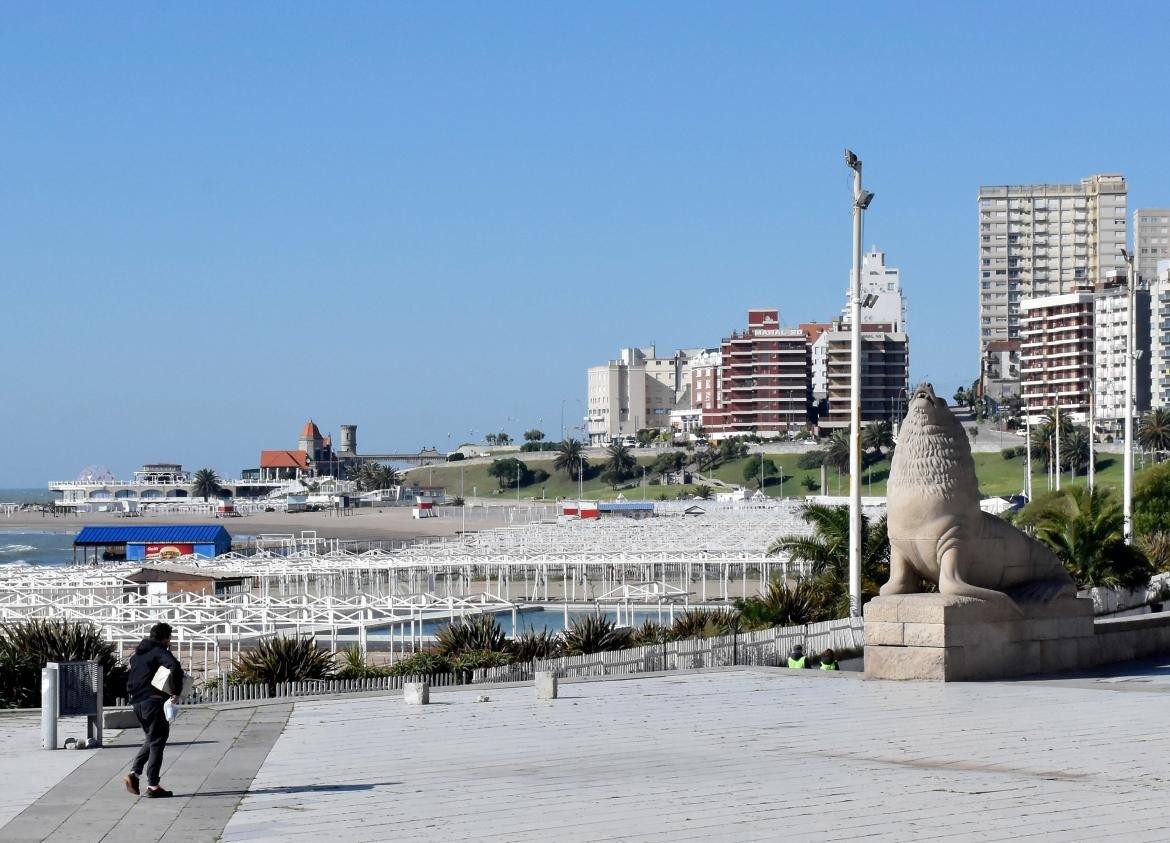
[0,501,871,679]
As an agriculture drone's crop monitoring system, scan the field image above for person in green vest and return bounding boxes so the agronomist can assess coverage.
[819,648,840,670]
[786,643,808,668]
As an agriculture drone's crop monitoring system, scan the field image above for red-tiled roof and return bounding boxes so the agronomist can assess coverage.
[301,420,321,439]
[260,450,309,469]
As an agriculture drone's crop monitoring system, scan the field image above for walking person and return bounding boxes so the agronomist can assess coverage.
[819,648,840,670]
[786,643,808,669]
[123,623,184,798]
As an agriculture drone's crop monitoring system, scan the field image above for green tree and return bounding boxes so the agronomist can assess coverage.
[496,432,513,446]
[553,438,588,481]
[767,502,891,602]
[693,484,713,500]
[1018,487,1152,589]
[1135,462,1170,537]
[1138,408,1170,457]
[192,468,223,501]
[636,428,658,447]
[1029,411,1075,470]
[350,463,400,492]
[603,442,636,487]
[523,429,545,442]
[862,420,894,458]
[743,457,780,490]
[487,458,532,490]
[485,433,498,446]
[822,430,851,472]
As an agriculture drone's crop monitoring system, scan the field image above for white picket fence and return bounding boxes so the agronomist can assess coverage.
[175,672,468,705]
[146,616,864,705]
[473,616,866,683]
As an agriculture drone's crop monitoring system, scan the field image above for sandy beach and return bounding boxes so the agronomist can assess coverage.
[0,504,531,542]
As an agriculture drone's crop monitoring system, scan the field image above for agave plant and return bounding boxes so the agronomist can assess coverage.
[450,650,514,682]
[232,635,335,696]
[667,608,739,641]
[435,614,509,657]
[560,614,633,655]
[734,577,839,630]
[0,619,126,707]
[630,620,669,647]
[509,628,563,662]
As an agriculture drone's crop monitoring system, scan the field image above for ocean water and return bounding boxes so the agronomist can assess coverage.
[0,488,58,505]
[370,607,682,639]
[0,531,77,567]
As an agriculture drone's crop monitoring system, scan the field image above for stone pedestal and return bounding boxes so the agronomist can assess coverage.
[535,672,558,700]
[404,682,430,705]
[864,594,1095,681]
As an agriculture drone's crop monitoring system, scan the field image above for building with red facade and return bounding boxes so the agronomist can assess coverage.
[702,309,811,438]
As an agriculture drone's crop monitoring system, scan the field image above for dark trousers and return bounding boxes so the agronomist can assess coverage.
[131,698,170,786]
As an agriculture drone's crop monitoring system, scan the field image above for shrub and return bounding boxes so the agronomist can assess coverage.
[451,650,514,681]
[800,475,818,491]
[335,645,393,679]
[531,468,550,484]
[0,619,126,708]
[232,635,335,696]
[388,651,452,677]
[798,451,826,470]
[509,629,562,662]
[560,614,633,655]
[435,615,509,657]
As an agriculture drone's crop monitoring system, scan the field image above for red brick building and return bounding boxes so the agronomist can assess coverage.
[703,309,811,438]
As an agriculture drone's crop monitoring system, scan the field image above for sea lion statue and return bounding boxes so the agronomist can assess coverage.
[883,382,1076,608]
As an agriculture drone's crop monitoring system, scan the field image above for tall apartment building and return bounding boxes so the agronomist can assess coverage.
[1094,271,1151,431]
[818,327,910,429]
[1151,261,1170,408]
[841,248,907,331]
[978,175,1128,358]
[1134,210,1170,282]
[702,309,810,438]
[586,345,706,444]
[1019,292,1094,423]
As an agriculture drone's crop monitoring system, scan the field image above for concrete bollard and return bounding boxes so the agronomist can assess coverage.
[404,682,430,705]
[535,672,558,700]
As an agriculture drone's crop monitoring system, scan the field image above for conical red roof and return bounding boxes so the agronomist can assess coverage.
[301,420,321,439]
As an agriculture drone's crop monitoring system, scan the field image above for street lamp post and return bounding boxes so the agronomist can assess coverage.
[845,149,873,617]
[1121,249,1137,543]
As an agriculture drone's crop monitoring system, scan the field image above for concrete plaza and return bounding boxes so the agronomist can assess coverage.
[3,664,1170,841]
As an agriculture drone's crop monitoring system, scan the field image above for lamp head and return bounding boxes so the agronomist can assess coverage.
[845,149,860,171]
[856,190,875,209]
[1121,248,1131,261]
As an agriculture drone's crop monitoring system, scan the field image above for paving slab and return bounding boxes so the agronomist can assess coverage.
[0,714,107,829]
[220,669,1170,842]
[0,704,291,843]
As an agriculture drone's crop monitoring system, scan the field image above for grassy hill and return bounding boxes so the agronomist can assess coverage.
[406,449,1133,502]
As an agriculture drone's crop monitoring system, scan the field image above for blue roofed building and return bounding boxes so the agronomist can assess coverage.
[72,525,232,563]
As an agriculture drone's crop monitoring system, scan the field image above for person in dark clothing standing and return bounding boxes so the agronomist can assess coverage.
[123,622,184,798]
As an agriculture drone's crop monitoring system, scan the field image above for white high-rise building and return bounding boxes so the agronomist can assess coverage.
[1093,271,1150,432]
[586,346,707,444]
[978,175,1128,358]
[1150,260,1170,408]
[841,248,906,331]
[1134,209,1170,282]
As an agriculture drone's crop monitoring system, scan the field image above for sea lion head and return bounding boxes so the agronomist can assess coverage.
[889,381,976,501]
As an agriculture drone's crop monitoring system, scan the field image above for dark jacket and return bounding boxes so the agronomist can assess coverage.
[127,638,184,705]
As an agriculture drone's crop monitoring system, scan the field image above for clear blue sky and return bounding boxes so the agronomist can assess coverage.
[3,3,1169,486]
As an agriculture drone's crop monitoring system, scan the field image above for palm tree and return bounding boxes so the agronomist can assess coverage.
[767,502,890,593]
[192,468,222,501]
[1019,487,1152,589]
[603,442,636,486]
[1029,410,1075,470]
[350,463,399,492]
[862,420,894,458]
[1138,408,1170,458]
[553,438,587,481]
[693,484,713,500]
[822,430,850,472]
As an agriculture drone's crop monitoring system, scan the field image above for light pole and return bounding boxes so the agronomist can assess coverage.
[1121,248,1137,543]
[845,149,873,617]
